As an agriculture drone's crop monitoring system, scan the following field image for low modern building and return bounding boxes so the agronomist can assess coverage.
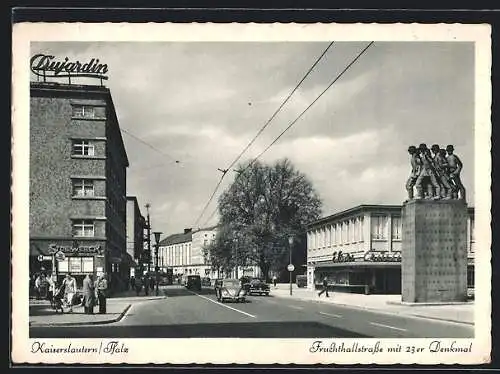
[158,229,193,277]
[29,81,133,292]
[306,204,475,294]
[126,196,145,277]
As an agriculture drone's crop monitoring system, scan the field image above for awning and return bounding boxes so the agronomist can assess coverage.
[30,242,52,256]
[312,261,401,268]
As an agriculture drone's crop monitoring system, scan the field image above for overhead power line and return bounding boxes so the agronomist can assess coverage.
[225,41,335,172]
[120,128,180,164]
[236,41,375,179]
[192,42,335,228]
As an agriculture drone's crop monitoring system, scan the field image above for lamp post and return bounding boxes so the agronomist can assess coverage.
[233,237,238,280]
[153,231,162,296]
[288,236,294,296]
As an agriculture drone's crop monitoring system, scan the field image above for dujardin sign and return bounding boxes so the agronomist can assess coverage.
[30,54,109,83]
[332,251,355,263]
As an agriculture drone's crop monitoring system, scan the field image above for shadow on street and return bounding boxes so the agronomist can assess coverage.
[30,321,371,338]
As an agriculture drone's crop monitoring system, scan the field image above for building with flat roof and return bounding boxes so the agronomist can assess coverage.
[29,81,133,292]
[126,196,145,276]
[306,204,475,294]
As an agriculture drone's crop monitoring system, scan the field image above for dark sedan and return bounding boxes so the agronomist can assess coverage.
[244,278,270,296]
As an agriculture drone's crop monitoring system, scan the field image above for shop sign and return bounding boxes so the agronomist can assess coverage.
[55,251,66,262]
[332,251,355,263]
[48,243,103,255]
[30,54,109,81]
[363,250,402,262]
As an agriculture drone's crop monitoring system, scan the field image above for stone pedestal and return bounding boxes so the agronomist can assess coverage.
[401,199,468,303]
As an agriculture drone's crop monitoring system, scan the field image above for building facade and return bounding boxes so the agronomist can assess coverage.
[126,196,145,277]
[158,226,262,280]
[190,226,218,278]
[306,204,475,294]
[29,81,133,292]
[158,229,193,277]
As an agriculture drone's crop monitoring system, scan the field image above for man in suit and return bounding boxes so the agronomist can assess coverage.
[82,274,95,314]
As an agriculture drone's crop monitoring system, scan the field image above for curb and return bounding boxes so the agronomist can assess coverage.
[109,295,167,302]
[29,304,132,327]
[271,293,474,326]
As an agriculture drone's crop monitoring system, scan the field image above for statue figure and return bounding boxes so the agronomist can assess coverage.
[405,145,421,201]
[415,143,441,200]
[446,144,466,201]
[430,144,453,200]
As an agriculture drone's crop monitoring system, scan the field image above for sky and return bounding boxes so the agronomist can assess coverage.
[31,41,475,237]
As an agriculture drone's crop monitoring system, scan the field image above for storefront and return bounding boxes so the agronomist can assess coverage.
[312,250,402,294]
[30,239,106,290]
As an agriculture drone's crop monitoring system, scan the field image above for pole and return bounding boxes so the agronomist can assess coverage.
[145,204,151,273]
[155,242,159,296]
[289,241,292,296]
[235,239,238,280]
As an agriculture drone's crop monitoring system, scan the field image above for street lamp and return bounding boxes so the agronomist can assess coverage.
[288,235,294,296]
[233,237,239,280]
[153,231,162,296]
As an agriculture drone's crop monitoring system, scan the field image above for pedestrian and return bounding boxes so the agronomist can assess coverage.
[272,275,277,288]
[82,274,96,314]
[135,276,143,296]
[143,275,149,296]
[63,272,77,312]
[318,276,329,298]
[130,276,135,290]
[96,273,108,314]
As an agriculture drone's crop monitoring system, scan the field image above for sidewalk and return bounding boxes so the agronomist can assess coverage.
[269,284,474,325]
[29,287,167,327]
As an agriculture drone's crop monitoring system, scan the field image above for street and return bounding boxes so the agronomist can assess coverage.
[30,285,473,339]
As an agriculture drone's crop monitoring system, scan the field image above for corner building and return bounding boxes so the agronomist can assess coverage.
[306,204,475,294]
[29,82,131,292]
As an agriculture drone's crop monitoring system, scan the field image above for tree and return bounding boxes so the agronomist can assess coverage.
[209,158,322,281]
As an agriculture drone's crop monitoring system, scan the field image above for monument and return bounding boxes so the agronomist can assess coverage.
[402,143,468,303]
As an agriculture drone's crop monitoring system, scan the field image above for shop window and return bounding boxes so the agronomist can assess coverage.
[392,217,402,240]
[371,216,388,240]
[57,257,94,274]
[72,179,95,197]
[72,220,95,237]
[72,140,95,156]
[72,105,95,119]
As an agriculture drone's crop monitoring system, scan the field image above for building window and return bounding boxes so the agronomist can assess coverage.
[371,216,388,240]
[72,219,95,237]
[353,219,358,242]
[72,179,95,197]
[72,105,95,119]
[470,218,475,242]
[72,140,95,156]
[392,217,402,240]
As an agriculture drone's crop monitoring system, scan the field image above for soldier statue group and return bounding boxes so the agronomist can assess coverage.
[406,143,466,202]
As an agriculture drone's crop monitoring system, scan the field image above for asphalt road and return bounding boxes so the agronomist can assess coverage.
[30,285,473,338]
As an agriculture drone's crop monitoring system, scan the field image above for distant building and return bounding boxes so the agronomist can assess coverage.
[306,204,475,294]
[29,82,133,292]
[158,228,193,276]
[126,196,145,276]
[191,226,218,278]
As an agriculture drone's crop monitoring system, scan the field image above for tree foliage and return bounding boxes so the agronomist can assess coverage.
[207,158,322,280]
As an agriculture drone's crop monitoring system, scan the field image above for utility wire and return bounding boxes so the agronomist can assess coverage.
[236,41,375,179]
[120,128,180,163]
[193,42,335,228]
[225,41,335,172]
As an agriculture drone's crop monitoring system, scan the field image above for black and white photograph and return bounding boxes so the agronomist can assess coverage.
[12,23,491,364]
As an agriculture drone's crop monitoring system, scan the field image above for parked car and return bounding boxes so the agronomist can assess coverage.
[184,275,202,291]
[201,277,211,287]
[296,275,307,288]
[216,278,246,303]
[245,278,270,296]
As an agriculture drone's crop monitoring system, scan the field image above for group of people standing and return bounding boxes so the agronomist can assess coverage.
[130,274,155,296]
[32,272,108,314]
[406,143,466,202]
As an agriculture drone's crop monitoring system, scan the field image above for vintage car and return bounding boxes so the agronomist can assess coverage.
[244,278,270,296]
[216,278,246,303]
[183,275,202,291]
